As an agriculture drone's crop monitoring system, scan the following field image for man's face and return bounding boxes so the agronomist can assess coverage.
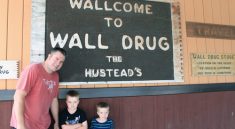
[46,51,65,72]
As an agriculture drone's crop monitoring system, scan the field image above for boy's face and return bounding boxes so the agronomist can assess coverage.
[66,96,79,111]
[97,107,109,120]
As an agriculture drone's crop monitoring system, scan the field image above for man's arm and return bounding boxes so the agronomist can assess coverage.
[51,97,59,129]
[61,121,88,129]
[14,90,27,129]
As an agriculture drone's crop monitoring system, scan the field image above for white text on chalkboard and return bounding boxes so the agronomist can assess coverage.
[85,68,142,78]
[69,0,153,15]
[50,32,170,51]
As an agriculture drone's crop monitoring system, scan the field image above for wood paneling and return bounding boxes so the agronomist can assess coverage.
[22,0,31,68]
[203,0,217,83]
[6,0,24,89]
[2,91,235,129]
[229,0,235,81]
[212,0,226,83]
[221,0,234,82]
[184,0,199,84]
[0,0,234,89]
[0,101,13,129]
[0,0,8,89]
[194,0,208,83]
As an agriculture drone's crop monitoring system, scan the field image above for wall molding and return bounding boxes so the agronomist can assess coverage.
[0,83,235,101]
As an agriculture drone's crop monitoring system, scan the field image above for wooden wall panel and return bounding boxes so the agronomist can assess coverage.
[140,96,154,129]
[0,0,8,89]
[221,0,234,82]
[184,0,199,84]
[0,101,13,129]
[212,0,226,83]
[229,0,235,81]
[194,0,208,83]
[6,0,24,89]
[0,0,8,62]
[64,91,235,129]
[22,0,31,68]
[203,0,217,83]
[1,90,235,129]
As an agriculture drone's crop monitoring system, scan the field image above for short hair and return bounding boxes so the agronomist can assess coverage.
[50,47,67,56]
[66,90,79,99]
[96,102,109,109]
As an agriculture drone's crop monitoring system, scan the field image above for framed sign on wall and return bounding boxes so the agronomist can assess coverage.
[31,0,183,85]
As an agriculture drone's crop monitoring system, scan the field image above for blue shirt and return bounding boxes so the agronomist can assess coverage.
[90,118,114,129]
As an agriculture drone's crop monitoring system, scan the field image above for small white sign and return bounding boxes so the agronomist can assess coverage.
[0,60,19,79]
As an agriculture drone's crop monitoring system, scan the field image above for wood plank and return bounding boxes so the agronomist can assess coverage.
[212,0,226,83]
[211,0,222,24]
[80,84,95,88]
[145,83,156,86]
[0,101,13,129]
[131,97,143,129]
[107,98,121,129]
[154,95,168,129]
[119,97,132,129]
[214,39,226,83]
[194,0,204,22]
[58,85,67,88]
[22,0,31,68]
[203,0,213,23]
[206,39,218,83]
[196,38,209,84]
[108,84,121,88]
[194,0,208,83]
[184,0,195,21]
[66,85,81,88]
[0,0,8,89]
[133,83,145,87]
[79,98,98,122]
[184,0,199,84]
[6,0,24,89]
[159,82,170,86]
[203,0,217,83]
[220,0,234,82]
[186,38,199,84]
[140,96,154,129]
[94,84,108,88]
[229,0,235,25]
[229,0,235,81]
[121,83,134,87]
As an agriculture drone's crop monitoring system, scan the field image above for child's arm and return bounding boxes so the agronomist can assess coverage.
[79,121,88,129]
[61,123,81,129]
[61,121,88,129]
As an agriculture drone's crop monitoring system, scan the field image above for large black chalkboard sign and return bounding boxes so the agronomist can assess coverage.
[45,0,174,84]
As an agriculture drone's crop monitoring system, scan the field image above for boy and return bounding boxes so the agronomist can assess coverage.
[59,90,88,129]
[90,102,114,129]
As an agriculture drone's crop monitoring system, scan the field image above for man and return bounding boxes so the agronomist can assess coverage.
[10,47,66,129]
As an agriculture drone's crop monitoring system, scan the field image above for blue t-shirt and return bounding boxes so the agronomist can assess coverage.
[90,118,114,129]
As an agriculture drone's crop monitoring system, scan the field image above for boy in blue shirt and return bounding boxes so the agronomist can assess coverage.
[90,102,114,129]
